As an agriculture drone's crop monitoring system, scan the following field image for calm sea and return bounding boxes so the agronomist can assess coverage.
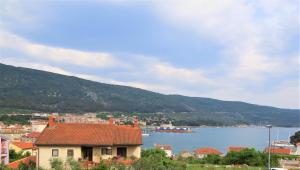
[142,127,299,154]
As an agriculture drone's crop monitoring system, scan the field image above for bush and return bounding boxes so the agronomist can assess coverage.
[67,158,82,170]
[49,158,64,170]
[91,161,109,170]
[133,149,186,170]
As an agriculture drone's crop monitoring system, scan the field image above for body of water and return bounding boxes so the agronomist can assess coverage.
[142,127,299,154]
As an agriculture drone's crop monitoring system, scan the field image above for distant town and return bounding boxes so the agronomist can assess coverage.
[0,112,299,169]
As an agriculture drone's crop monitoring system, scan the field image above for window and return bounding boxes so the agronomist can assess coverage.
[67,149,74,157]
[101,148,112,155]
[52,149,59,157]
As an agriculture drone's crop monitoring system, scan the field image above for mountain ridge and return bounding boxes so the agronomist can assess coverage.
[0,63,299,126]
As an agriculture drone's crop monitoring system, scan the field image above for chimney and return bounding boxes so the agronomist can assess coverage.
[133,116,139,127]
[108,118,114,125]
[48,115,56,127]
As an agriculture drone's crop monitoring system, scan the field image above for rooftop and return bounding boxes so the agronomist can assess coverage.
[12,142,34,149]
[194,147,222,155]
[35,120,142,146]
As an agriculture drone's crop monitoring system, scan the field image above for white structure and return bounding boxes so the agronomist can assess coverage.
[155,144,173,157]
[295,142,300,155]
[31,120,48,132]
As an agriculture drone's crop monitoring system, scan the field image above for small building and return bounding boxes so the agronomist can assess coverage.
[193,147,223,159]
[155,144,173,157]
[35,116,142,169]
[0,135,9,165]
[21,132,41,142]
[31,120,48,132]
[9,141,34,155]
[264,147,292,155]
[227,146,248,152]
[178,150,193,158]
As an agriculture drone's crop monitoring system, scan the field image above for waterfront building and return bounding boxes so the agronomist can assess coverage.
[35,116,142,169]
[264,147,292,155]
[193,147,223,159]
[178,150,193,158]
[155,144,173,157]
[295,142,300,155]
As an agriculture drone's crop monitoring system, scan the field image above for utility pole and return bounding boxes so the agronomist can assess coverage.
[266,125,272,170]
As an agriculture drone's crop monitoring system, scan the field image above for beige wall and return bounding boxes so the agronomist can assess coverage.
[38,146,81,169]
[38,145,141,169]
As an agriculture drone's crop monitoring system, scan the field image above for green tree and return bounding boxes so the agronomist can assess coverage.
[290,131,300,145]
[202,154,221,164]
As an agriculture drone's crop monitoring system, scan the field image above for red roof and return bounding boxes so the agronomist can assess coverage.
[264,147,291,155]
[35,123,142,146]
[24,132,41,138]
[296,142,300,146]
[228,146,247,152]
[155,144,172,150]
[7,156,36,169]
[12,142,34,149]
[194,147,222,155]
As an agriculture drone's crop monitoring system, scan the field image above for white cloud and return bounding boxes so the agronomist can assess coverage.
[153,0,298,81]
[0,0,299,108]
[0,30,123,68]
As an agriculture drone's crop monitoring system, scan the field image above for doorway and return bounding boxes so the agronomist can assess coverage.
[117,147,127,158]
[81,147,93,161]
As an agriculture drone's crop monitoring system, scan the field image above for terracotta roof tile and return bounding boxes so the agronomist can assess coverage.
[155,144,172,150]
[228,146,247,152]
[264,147,291,154]
[35,123,142,146]
[194,147,222,155]
[7,156,36,169]
[23,132,41,138]
[12,142,34,149]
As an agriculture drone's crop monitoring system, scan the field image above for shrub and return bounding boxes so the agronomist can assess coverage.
[49,158,64,170]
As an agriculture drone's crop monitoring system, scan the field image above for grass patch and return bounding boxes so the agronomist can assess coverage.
[187,164,266,170]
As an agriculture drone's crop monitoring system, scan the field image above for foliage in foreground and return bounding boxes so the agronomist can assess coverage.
[9,149,31,163]
[290,131,300,145]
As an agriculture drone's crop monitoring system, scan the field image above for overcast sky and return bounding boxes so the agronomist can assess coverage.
[0,0,299,109]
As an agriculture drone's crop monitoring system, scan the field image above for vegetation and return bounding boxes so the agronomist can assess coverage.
[0,63,299,126]
[133,149,186,170]
[290,131,300,145]
[9,149,31,163]
[49,158,64,170]
[18,160,36,170]
[0,114,31,125]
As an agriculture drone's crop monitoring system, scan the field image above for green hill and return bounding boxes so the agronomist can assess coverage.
[0,63,299,126]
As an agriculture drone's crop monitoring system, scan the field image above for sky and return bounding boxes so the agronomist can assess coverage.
[0,0,299,109]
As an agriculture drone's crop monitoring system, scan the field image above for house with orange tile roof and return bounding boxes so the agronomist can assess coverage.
[35,116,142,169]
[264,147,292,155]
[227,146,248,152]
[155,144,173,157]
[21,132,41,142]
[0,135,9,165]
[193,147,223,159]
[7,156,36,169]
[9,141,35,155]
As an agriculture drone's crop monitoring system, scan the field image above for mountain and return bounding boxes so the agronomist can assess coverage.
[0,63,299,126]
